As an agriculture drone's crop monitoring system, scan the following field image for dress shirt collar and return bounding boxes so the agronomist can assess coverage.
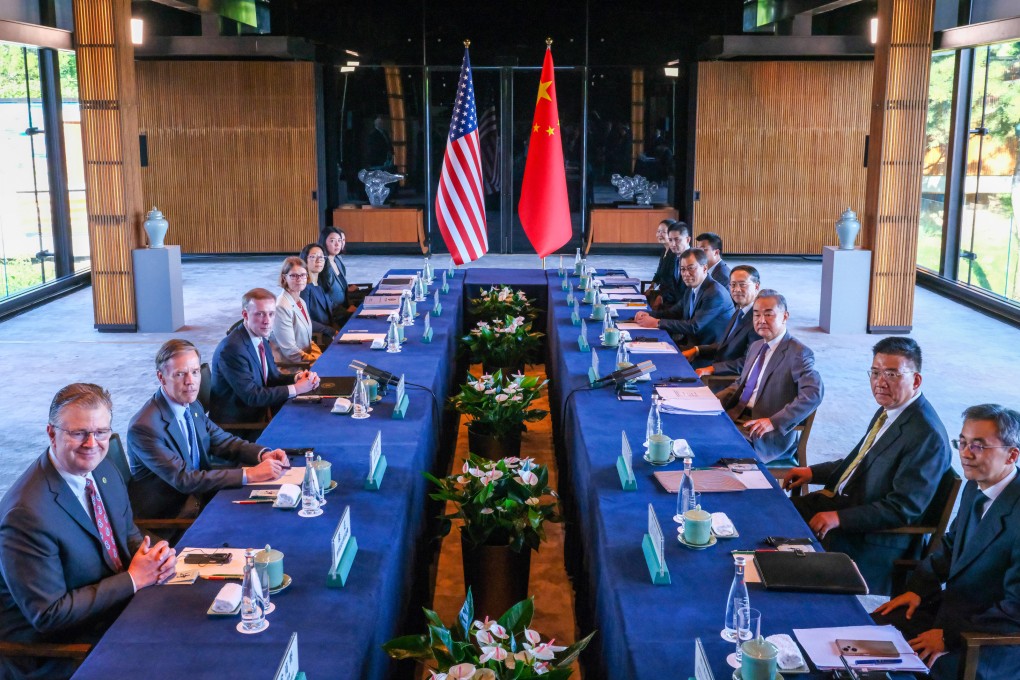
[764,327,786,350]
[245,325,266,353]
[47,447,95,515]
[739,301,754,315]
[980,464,1017,500]
[707,261,720,276]
[160,386,189,419]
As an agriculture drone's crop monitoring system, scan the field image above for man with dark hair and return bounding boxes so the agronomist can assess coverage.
[785,336,951,594]
[696,231,730,287]
[634,247,734,347]
[683,265,762,376]
[127,339,290,521]
[210,288,320,431]
[0,384,176,680]
[716,290,822,466]
[655,221,691,308]
[873,404,1020,679]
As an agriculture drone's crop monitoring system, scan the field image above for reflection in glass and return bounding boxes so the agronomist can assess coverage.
[918,51,954,272]
[59,50,89,273]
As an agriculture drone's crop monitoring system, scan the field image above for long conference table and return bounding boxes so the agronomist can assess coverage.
[74,267,873,680]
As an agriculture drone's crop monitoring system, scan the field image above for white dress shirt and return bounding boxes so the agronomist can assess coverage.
[980,465,1018,517]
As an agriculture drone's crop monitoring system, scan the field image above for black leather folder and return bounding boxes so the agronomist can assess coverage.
[754,550,869,595]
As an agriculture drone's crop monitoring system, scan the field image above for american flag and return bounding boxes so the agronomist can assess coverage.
[435,48,488,264]
[479,103,500,194]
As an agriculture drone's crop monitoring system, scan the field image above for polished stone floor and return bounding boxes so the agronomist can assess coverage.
[3,253,1020,499]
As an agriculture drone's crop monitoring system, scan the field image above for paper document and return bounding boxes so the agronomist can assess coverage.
[793,625,928,672]
[175,547,250,578]
[247,465,306,486]
[605,293,646,301]
[358,308,399,318]
[596,276,640,286]
[616,322,643,330]
[625,341,677,355]
[656,386,715,400]
[339,333,386,343]
[601,286,640,294]
[656,387,724,415]
[608,303,647,313]
[655,469,745,493]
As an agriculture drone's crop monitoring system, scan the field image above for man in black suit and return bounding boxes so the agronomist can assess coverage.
[653,220,691,309]
[785,337,951,594]
[873,403,1020,679]
[634,248,734,347]
[696,231,731,288]
[210,288,320,431]
[127,339,290,521]
[683,264,762,376]
[0,384,176,680]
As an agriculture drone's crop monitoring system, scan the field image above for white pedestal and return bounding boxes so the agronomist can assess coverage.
[820,246,871,334]
[132,246,185,332]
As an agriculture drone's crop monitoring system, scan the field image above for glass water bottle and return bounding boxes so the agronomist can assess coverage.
[299,451,322,517]
[240,549,266,632]
[351,368,370,420]
[675,457,695,524]
[722,556,750,642]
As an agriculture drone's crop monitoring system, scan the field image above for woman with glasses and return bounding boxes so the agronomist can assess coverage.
[298,243,339,339]
[272,256,322,364]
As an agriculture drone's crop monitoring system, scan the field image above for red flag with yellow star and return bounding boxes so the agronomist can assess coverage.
[518,45,572,258]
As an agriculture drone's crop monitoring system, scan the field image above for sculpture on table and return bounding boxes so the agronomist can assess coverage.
[358,169,404,207]
[611,174,659,206]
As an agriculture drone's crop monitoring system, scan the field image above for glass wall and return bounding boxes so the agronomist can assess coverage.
[59,51,89,273]
[918,51,955,272]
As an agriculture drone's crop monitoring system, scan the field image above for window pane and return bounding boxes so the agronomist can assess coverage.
[918,51,955,272]
[59,50,89,273]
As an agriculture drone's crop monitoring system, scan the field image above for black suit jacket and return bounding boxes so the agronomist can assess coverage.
[0,452,141,680]
[797,394,951,593]
[652,276,734,346]
[126,390,266,519]
[650,249,672,287]
[693,306,760,375]
[656,252,686,307]
[322,256,349,315]
[300,283,337,338]
[908,473,1020,680]
[210,326,296,425]
[709,260,731,288]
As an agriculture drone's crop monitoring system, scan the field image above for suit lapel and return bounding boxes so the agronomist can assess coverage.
[92,458,130,570]
[854,397,927,479]
[755,335,790,393]
[42,451,102,543]
[950,474,1020,580]
[156,390,190,462]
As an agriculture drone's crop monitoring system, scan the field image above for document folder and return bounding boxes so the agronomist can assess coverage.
[754,550,868,595]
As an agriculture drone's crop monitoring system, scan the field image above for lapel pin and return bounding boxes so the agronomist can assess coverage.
[101,477,107,484]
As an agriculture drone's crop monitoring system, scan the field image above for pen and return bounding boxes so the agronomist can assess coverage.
[854,658,902,665]
[232,499,275,504]
[201,575,241,580]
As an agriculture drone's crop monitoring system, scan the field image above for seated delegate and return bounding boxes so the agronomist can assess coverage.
[873,403,1020,679]
[272,256,323,365]
[299,242,339,338]
[127,339,290,522]
[653,220,691,310]
[646,218,675,309]
[683,264,762,377]
[695,231,731,288]
[320,226,360,321]
[0,383,176,680]
[785,337,951,594]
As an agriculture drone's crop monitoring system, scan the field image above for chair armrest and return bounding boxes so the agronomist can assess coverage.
[0,641,91,660]
[961,631,1020,680]
[878,526,937,535]
[135,518,195,531]
[640,279,655,293]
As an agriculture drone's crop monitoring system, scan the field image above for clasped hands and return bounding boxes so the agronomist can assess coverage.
[872,593,947,666]
[632,311,660,329]
[128,535,177,589]
[247,448,290,483]
[294,369,320,395]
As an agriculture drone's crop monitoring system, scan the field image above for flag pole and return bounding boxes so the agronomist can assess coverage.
[542,34,551,275]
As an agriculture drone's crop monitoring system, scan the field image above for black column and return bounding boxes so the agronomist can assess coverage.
[38,46,74,278]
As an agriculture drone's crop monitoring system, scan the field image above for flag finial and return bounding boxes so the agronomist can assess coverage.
[545,37,553,47]
[464,39,470,48]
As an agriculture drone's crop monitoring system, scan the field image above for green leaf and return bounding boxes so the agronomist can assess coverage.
[554,630,597,668]
[429,624,455,658]
[497,596,534,636]
[424,608,445,629]
[382,634,433,660]
[458,588,475,639]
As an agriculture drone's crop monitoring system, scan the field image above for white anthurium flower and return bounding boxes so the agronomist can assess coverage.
[456,475,469,484]
[503,456,520,466]
[524,629,542,645]
[475,628,495,645]
[483,469,504,485]
[525,640,566,661]
[479,508,495,514]
[494,394,509,403]
[479,644,508,663]
[468,466,485,478]
[428,670,448,680]
[473,618,508,639]
[481,374,493,382]
[534,661,550,675]
[462,462,470,473]
[516,469,538,486]
[512,395,523,402]
[447,663,476,680]
[471,669,497,680]
[511,371,526,379]
[485,388,497,395]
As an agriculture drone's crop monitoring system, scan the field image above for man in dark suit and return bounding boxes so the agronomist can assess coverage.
[873,403,1020,679]
[716,290,823,466]
[634,248,735,347]
[785,337,951,594]
[127,340,291,521]
[683,264,762,377]
[696,231,731,288]
[653,221,691,309]
[210,288,320,430]
[0,384,176,680]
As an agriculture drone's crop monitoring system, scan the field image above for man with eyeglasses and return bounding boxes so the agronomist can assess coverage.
[0,383,177,680]
[785,336,951,595]
[682,265,762,377]
[872,404,1020,679]
[652,221,691,310]
[633,247,734,347]
[210,288,320,433]
[126,339,290,522]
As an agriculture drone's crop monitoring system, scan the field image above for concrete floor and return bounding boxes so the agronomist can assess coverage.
[3,253,1020,497]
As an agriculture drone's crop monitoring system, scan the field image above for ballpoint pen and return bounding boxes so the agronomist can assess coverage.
[853,658,902,665]
[232,499,275,504]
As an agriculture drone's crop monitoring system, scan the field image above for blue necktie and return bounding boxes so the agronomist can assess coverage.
[183,408,201,470]
[724,310,744,343]
[687,291,696,318]
[961,490,988,549]
[738,343,770,408]
[674,258,680,283]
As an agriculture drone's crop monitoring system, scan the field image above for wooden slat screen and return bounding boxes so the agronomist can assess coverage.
[693,61,873,255]
[135,61,318,254]
[863,0,934,331]
[73,0,144,330]
[631,68,644,173]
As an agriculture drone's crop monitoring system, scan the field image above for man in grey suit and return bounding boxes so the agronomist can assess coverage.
[716,290,823,466]
[0,384,176,680]
[873,404,1020,679]
[127,339,289,521]
[683,265,762,377]
[785,337,951,595]
[696,231,731,288]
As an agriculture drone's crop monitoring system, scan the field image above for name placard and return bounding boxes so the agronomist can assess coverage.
[693,638,716,680]
[616,431,637,491]
[365,430,387,490]
[326,505,359,588]
[432,289,442,317]
[422,309,434,343]
[571,299,581,326]
[642,503,670,584]
[392,374,409,419]
[273,632,302,680]
[588,351,600,386]
[578,319,590,351]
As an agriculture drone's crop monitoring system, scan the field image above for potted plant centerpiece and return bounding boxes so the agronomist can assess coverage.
[425,455,562,620]
[384,590,595,680]
[462,315,543,377]
[469,285,539,322]
[449,370,548,460]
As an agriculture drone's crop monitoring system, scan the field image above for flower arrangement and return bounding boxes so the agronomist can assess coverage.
[462,316,543,370]
[384,590,595,680]
[469,286,538,321]
[425,453,561,553]
[449,370,549,440]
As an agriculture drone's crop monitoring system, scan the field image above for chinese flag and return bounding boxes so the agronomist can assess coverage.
[518,45,572,258]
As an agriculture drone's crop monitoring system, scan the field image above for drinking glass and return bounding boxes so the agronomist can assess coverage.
[735,607,761,664]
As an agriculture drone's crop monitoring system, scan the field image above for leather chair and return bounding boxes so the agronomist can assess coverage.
[767,410,816,493]
[0,641,91,671]
[887,468,963,594]
[960,632,1020,680]
[106,433,194,539]
[198,362,267,437]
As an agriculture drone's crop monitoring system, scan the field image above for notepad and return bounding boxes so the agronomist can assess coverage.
[339,333,386,343]
[655,469,745,493]
[248,466,306,486]
[793,625,927,672]
[625,341,677,354]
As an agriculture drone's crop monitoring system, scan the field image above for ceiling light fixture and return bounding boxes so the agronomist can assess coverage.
[130,18,144,45]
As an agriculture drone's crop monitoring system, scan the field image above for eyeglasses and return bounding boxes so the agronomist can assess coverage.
[287,273,308,280]
[306,255,325,262]
[952,439,1014,455]
[679,265,702,273]
[168,369,202,382]
[730,282,752,289]
[52,426,113,443]
[866,369,915,381]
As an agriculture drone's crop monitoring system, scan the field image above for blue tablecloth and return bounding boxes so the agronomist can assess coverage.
[73,270,467,680]
[544,271,874,679]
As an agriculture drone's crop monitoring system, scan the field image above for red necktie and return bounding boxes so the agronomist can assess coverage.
[257,341,268,384]
[297,299,310,324]
[85,478,123,572]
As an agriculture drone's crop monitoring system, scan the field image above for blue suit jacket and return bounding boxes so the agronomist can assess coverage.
[322,256,349,316]
[126,390,265,519]
[209,325,295,425]
[300,283,337,337]
[0,451,141,679]
[909,473,1020,680]
[693,306,760,375]
[653,276,734,346]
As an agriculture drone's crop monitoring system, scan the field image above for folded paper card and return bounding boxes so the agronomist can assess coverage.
[211,583,242,613]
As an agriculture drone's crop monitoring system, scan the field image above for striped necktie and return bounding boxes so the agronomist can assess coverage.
[257,341,268,384]
[85,478,123,572]
[821,411,888,497]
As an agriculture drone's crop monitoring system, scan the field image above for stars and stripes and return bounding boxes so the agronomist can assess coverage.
[435,48,488,265]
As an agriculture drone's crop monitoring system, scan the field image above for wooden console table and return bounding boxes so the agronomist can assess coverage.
[589,206,678,245]
[332,206,424,246]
